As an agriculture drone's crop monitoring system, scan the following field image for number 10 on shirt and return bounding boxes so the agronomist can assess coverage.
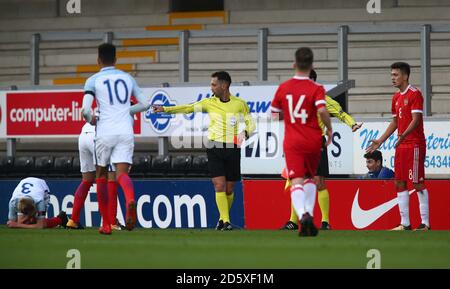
[103,79,129,105]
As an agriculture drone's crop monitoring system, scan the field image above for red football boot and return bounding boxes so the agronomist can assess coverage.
[126,200,137,231]
[99,224,112,235]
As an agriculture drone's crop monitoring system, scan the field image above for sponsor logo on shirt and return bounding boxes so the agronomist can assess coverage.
[229,117,237,127]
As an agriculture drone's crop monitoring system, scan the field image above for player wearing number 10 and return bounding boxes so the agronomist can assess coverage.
[82,43,150,234]
[270,47,333,237]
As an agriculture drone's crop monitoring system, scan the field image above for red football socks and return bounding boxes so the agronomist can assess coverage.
[45,217,61,228]
[117,173,135,206]
[108,180,118,225]
[96,178,110,227]
[71,180,93,223]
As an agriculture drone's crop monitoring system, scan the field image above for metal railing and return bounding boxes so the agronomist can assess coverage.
[16,23,450,157]
[29,23,450,115]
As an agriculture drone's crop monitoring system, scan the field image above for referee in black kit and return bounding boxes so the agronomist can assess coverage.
[153,71,256,230]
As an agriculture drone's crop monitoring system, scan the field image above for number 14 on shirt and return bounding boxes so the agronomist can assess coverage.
[286,94,308,124]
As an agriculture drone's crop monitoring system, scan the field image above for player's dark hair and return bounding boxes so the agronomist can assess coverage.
[98,43,116,65]
[364,150,383,164]
[309,69,317,81]
[391,62,410,80]
[211,71,232,86]
[295,47,314,71]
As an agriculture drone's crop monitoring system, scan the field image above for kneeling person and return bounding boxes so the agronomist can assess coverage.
[7,177,67,229]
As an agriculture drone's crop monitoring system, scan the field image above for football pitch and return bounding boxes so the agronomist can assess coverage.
[1,226,449,269]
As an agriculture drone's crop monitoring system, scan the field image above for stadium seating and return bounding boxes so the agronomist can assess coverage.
[0,156,14,176]
[1,1,450,118]
[148,155,172,177]
[10,156,35,177]
[70,157,81,177]
[169,155,193,177]
[33,155,54,177]
[1,1,449,169]
[52,156,74,177]
[0,154,211,178]
[130,154,152,177]
[188,155,209,177]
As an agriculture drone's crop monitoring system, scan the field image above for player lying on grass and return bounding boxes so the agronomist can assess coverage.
[7,177,68,229]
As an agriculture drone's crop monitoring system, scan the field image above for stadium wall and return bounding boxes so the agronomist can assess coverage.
[244,179,450,230]
[1,179,448,230]
[1,88,449,176]
[0,179,244,228]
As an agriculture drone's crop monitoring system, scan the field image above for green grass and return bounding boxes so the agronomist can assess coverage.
[0,226,449,269]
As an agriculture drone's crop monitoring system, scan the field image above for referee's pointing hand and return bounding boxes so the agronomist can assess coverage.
[153,105,163,113]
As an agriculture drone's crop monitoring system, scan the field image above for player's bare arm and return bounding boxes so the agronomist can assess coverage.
[16,214,35,224]
[395,112,422,148]
[236,131,246,146]
[366,118,398,153]
[152,104,164,113]
[352,122,363,132]
[318,107,333,146]
[7,218,45,229]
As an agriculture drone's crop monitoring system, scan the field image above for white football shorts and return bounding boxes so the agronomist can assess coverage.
[79,132,118,172]
[95,134,134,167]
[78,131,96,173]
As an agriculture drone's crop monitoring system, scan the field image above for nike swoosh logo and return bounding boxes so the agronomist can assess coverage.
[351,188,415,229]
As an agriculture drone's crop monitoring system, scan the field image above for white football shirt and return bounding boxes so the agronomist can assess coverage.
[8,177,50,220]
[84,66,142,136]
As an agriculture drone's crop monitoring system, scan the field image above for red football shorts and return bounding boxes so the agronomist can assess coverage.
[394,144,425,184]
[284,149,321,179]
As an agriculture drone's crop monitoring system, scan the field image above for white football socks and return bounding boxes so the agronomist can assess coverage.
[290,184,306,218]
[397,190,410,227]
[303,180,317,217]
[417,189,430,227]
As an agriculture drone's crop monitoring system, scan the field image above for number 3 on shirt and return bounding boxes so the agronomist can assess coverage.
[21,183,34,194]
[286,94,308,124]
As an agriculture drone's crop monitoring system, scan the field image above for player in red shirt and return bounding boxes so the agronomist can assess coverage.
[271,47,333,236]
[366,62,430,231]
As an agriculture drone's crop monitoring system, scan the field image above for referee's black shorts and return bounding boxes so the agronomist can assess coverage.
[206,141,241,181]
[316,136,330,177]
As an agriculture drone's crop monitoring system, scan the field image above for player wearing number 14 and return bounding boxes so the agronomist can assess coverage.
[270,47,333,236]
